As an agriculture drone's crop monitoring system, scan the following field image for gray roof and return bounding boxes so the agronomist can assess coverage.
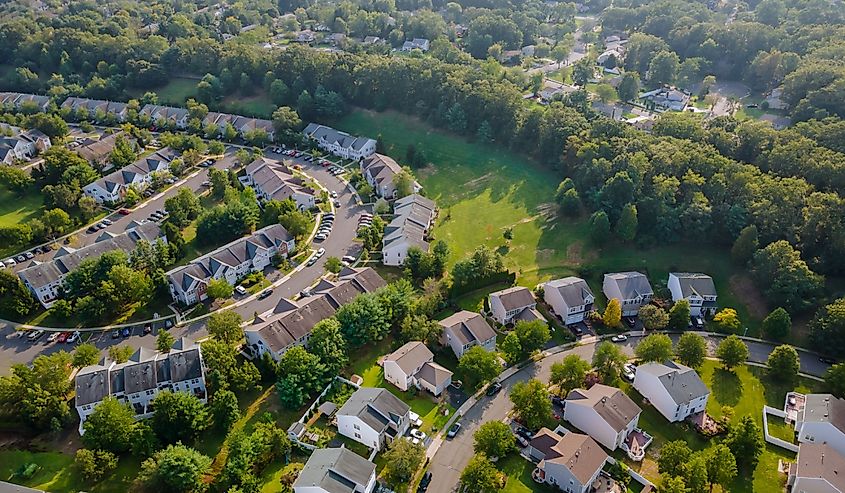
[337,387,409,433]
[417,361,452,389]
[490,286,536,311]
[303,124,375,152]
[603,272,653,300]
[75,365,110,406]
[394,193,435,212]
[794,444,845,491]
[439,310,496,346]
[671,273,716,298]
[0,480,45,493]
[566,384,641,432]
[638,361,709,405]
[802,394,845,432]
[545,277,593,306]
[385,341,433,375]
[295,448,375,493]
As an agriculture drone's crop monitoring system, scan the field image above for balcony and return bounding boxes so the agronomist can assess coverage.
[621,428,653,462]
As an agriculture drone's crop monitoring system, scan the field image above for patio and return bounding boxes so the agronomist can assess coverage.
[688,411,723,436]
[784,392,806,424]
[591,472,624,493]
[622,429,653,462]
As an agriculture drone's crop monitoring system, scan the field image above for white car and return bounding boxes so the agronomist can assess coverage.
[66,331,81,344]
[330,191,338,198]
[611,334,628,343]
[315,233,327,241]
[622,363,636,382]
[409,428,426,441]
[235,285,247,295]
[342,255,356,263]
[315,248,326,258]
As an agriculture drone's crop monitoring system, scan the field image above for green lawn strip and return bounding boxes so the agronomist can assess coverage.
[206,385,276,478]
[0,449,138,493]
[0,184,44,227]
[453,282,510,312]
[498,453,555,493]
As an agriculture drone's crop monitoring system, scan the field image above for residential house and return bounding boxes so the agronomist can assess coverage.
[383,341,453,396]
[0,92,51,112]
[303,123,376,160]
[527,429,609,493]
[82,147,176,203]
[336,387,411,451]
[327,33,346,46]
[564,384,643,451]
[543,277,594,325]
[765,86,788,111]
[244,267,387,360]
[362,36,382,45]
[602,272,653,317]
[787,443,845,493]
[240,158,316,211]
[293,447,377,493]
[167,224,295,305]
[402,38,430,51]
[18,222,165,308]
[0,131,49,164]
[488,286,544,326]
[294,30,316,43]
[203,112,275,141]
[667,272,717,317]
[360,153,421,199]
[74,337,206,434]
[75,132,127,169]
[61,97,129,122]
[139,104,190,128]
[633,361,710,422]
[794,394,845,459]
[439,310,497,358]
[640,87,691,112]
[381,194,433,266]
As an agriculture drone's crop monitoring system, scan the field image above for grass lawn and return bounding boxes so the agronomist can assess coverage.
[499,453,555,493]
[220,92,274,118]
[0,450,139,493]
[130,77,198,105]
[0,185,45,257]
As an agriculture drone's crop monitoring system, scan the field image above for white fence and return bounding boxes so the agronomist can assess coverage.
[762,405,799,453]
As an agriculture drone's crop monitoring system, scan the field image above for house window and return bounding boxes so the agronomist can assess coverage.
[355,433,361,439]
[353,424,360,431]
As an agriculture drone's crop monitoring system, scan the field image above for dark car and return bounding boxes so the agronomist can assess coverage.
[551,395,564,407]
[121,327,131,337]
[486,382,503,396]
[515,426,534,441]
[111,330,120,339]
[417,472,432,492]
[143,324,152,335]
[820,356,837,365]
[258,289,274,300]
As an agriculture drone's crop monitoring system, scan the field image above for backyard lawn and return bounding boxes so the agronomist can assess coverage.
[0,450,139,493]
[0,184,45,257]
[499,453,555,493]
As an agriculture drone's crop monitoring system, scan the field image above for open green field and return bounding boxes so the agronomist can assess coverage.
[219,92,274,118]
[0,185,45,257]
[0,450,139,493]
[129,77,198,105]
[335,109,766,332]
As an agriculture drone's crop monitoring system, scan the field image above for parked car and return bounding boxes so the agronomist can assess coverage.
[515,426,534,441]
[111,330,120,339]
[307,256,319,266]
[342,255,356,263]
[121,327,131,337]
[66,331,80,343]
[3,258,15,267]
[330,191,338,198]
[258,289,274,300]
[27,330,44,342]
[315,233,327,241]
[47,332,59,343]
[418,472,432,492]
[101,218,113,226]
[611,334,628,343]
[235,285,247,295]
[56,332,70,343]
[409,428,426,441]
[300,289,313,298]
[447,423,461,439]
[16,255,25,262]
[143,324,152,335]
[315,248,326,258]
[623,363,636,382]
[486,382,503,396]
[24,252,34,260]
[118,208,131,215]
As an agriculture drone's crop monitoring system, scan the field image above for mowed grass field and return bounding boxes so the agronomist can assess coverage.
[334,109,765,331]
[129,77,198,105]
[0,185,45,257]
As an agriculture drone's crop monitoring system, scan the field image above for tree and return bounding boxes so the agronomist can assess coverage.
[140,444,211,493]
[460,454,502,493]
[72,343,100,368]
[0,270,35,317]
[825,364,845,398]
[510,379,551,430]
[635,333,674,363]
[649,50,680,85]
[75,449,117,482]
[658,440,691,477]
[573,57,594,86]
[500,331,523,366]
[714,308,741,334]
[514,319,551,355]
[810,298,845,358]
[617,72,640,101]
[589,210,611,244]
[603,298,622,329]
[211,389,240,431]
[616,203,637,241]
[716,335,748,370]
[458,346,501,389]
[752,241,823,313]
[276,346,326,409]
[82,397,137,453]
[398,314,443,347]
[382,438,425,486]
[157,330,175,353]
[207,278,234,300]
[596,84,618,103]
[335,293,390,347]
[767,344,799,381]
[308,319,348,376]
[724,415,764,469]
[668,300,691,330]
[279,210,311,239]
[675,332,707,368]
[592,341,627,384]
[108,345,133,363]
[0,351,73,430]
[707,444,738,490]
[474,421,515,458]
[208,311,244,346]
[549,354,590,396]
[685,453,709,493]
[110,135,136,168]
[762,307,791,340]
[731,225,759,264]
[151,391,209,444]
[325,256,343,274]
[660,475,687,493]
[164,187,201,227]
[640,304,669,331]
[393,168,415,198]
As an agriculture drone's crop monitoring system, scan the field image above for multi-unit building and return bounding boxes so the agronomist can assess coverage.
[74,338,206,435]
[488,286,544,326]
[139,104,190,129]
[788,443,845,493]
[74,132,127,169]
[382,194,434,266]
[0,92,51,112]
[359,153,422,199]
[794,394,845,458]
[167,224,295,305]
[203,112,275,141]
[82,147,177,203]
[383,341,453,396]
[527,429,609,493]
[302,123,376,160]
[633,361,710,423]
[17,222,165,308]
[543,277,595,325]
[244,267,386,360]
[240,158,316,211]
[439,310,497,358]
[667,272,717,317]
[293,447,377,493]
[0,127,51,164]
[602,272,653,317]
[61,97,129,122]
[336,387,411,451]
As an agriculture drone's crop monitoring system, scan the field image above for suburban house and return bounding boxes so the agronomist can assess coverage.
[543,277,594,325]
[383,341,453,396]
[61,97,129,121]
[794,394,845,458]
[402,38,430,51]
[240,158,316,211]
[294,30,316,43]
[139,104,190,128]
[787,443,845,493]
[18,222,165,308]
[439,310,497,358]
[667,272,717,317]
[526,429,609,493]
[74,338,206,435]
[166,224,296,305]
[74,132,127,169]
[244,267,386,360]
[488,286,544,326]
[0,129,50,164]
[0,92,51,112]
[203,112,275,141]
[336,387,411,451]
[82,147,176,203]
[381,194,434,266]
[633,361,710,423]
[602,272,654,317]
[293,447,377,493]
[564,384,651,460]
[360,153,421,199]
[640,87,691,112]
[302,123,376,160]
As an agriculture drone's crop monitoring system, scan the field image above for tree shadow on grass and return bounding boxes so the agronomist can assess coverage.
[711,367,742,407]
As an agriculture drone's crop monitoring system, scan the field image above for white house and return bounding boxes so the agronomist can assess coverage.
[488,286,544,325]
[360,154,422,199]
[61,97,129,121]
[302,123,376,160]
[602,272,653,317]
[74,338,206,435]
[167,224,295,305]
[633,361,710,423]
[543,277,594,325]
[667,272,717,317]
[640,87,691,112]
[794,394,845,459]
[336,387,411,451]
[788,443,845,493]
[402,38,430,51]
[240,158,316,211]
[383,341,452,396]
[527,429,609,493]
[0,127,50,164]
[382,194,433,266]
[82,147,176,204]
[139,104,190,128]
[244,267,386,360]
[203,112,275,141]
[439,310,497,358]
[293,447,377,493]
[17,222,165,308]
[564,384,642,451]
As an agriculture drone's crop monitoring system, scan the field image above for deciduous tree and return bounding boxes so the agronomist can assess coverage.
[635,333,674,363]
[460,454,502,493]
[592,341,627,384]
[382,438,425,486]
[767,344,799,381]
[549,354,590,395]
[473,421,515,458]
[603,298,622,329]
[675,332,706,368]
[640,304,669,331]
[208,311,244,346]
[140,444,211,493]
[458,346,501,389]
[82,397,137,453]
[151,391,209,444]
[716,335,748,370]
[668,300,691,330]
[724,415,764,469]
[762,307,791,340]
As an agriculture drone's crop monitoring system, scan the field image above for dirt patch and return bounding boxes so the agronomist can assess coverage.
[566,241,595,265]
[536,249,557,262]
[729,274,768,319]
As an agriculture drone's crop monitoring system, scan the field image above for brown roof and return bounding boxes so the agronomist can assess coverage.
[544,432,608,484]
[439,310,496,346]
[490,286,536,311]
[795,443,845,491]
[385,341,433,375]
[566,384,641,432]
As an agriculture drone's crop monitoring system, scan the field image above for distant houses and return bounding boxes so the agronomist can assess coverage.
[439,310,497,358]
[667,272,717,317]
[382,194,434,266]
[640,87,691,112]
[61,97,129,122]
[240,158,316,211]
[0,92,51,112]
[488,286,543,326]
[336,387,411,451]
[74,132,126,168]
[293,447,377,493]
[203,112,275,141]
[303,123,376,160]
[0,126,51,164]
[402,38,430,51]
[543,276,595,325]
[139,104,190,129]
[383,341,453,396]
[633,361,710,423]
[82,147,177,203]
